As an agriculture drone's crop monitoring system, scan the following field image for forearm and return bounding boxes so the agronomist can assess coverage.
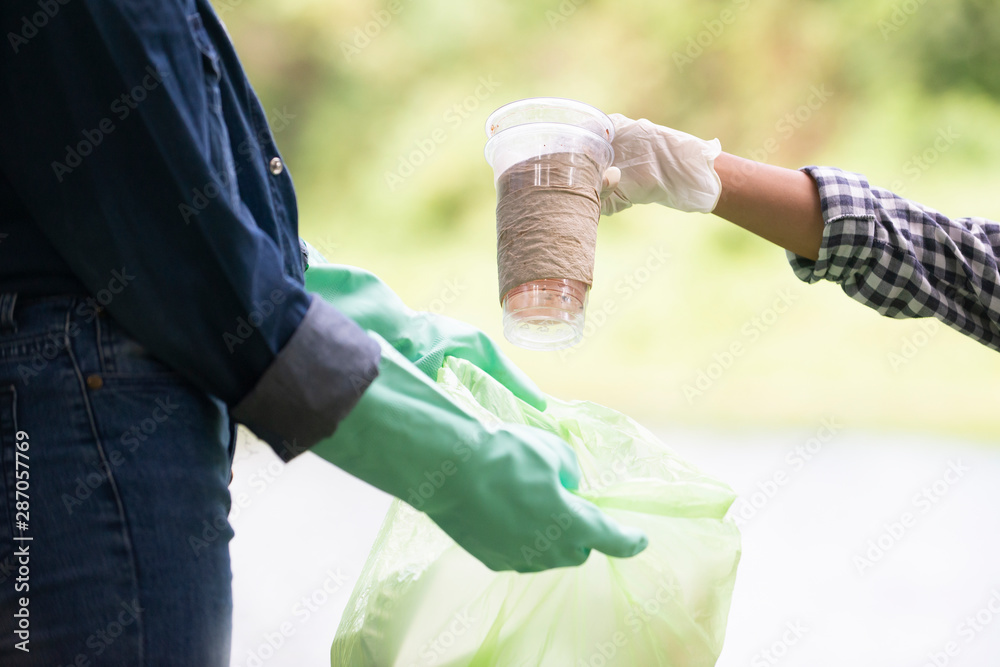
[712,152,825,260]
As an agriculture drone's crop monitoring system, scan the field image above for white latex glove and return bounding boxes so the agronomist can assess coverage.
[600,113,723,216]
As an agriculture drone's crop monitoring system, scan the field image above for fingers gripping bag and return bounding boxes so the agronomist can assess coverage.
[331,357,741,666]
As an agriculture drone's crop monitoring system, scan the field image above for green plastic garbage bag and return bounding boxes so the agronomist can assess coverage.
[331,357,741,667]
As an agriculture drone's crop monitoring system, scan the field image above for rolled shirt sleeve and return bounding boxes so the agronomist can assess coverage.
[0,0,379,459]
[232,296,380,462]
[787,166,1000,352]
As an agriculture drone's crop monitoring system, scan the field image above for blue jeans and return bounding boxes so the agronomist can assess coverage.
[0,294,236,665]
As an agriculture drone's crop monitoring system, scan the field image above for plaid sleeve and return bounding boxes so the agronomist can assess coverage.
[787,166,1000,352]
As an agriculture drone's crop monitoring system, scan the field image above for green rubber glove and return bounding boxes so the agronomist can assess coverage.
[304,262,546,411]
[310,333,649,572]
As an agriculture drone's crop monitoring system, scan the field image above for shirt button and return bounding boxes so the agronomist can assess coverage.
[269,157,283,175]
[86,374,104,390]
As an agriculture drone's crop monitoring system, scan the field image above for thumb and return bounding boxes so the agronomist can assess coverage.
[601,166,621,193]
[599,167,631,216]
[506,425,582,491]
[568,495,648,559]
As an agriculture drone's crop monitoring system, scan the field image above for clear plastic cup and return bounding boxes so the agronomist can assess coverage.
[500,278,590,350]
[484,98,615,351]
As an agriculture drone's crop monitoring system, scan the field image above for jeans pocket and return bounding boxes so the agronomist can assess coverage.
[102,320,185,386]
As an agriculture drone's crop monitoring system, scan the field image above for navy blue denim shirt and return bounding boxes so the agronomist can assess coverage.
[0,0,380,459]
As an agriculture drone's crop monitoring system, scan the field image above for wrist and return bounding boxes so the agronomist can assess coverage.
[712,152,744,213]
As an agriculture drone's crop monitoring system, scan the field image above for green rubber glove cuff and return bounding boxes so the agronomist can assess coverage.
[309,333,483,518]
[304,263,546,411]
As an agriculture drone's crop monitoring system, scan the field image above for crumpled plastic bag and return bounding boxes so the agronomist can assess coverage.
[331,357,741,667]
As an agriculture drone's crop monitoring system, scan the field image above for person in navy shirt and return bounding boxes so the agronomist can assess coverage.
[0,1,649,663]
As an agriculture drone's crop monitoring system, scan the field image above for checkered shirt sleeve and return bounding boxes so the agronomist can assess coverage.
[787,166,1000,352]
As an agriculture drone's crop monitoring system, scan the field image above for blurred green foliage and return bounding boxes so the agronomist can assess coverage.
[215,0,1000,439]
